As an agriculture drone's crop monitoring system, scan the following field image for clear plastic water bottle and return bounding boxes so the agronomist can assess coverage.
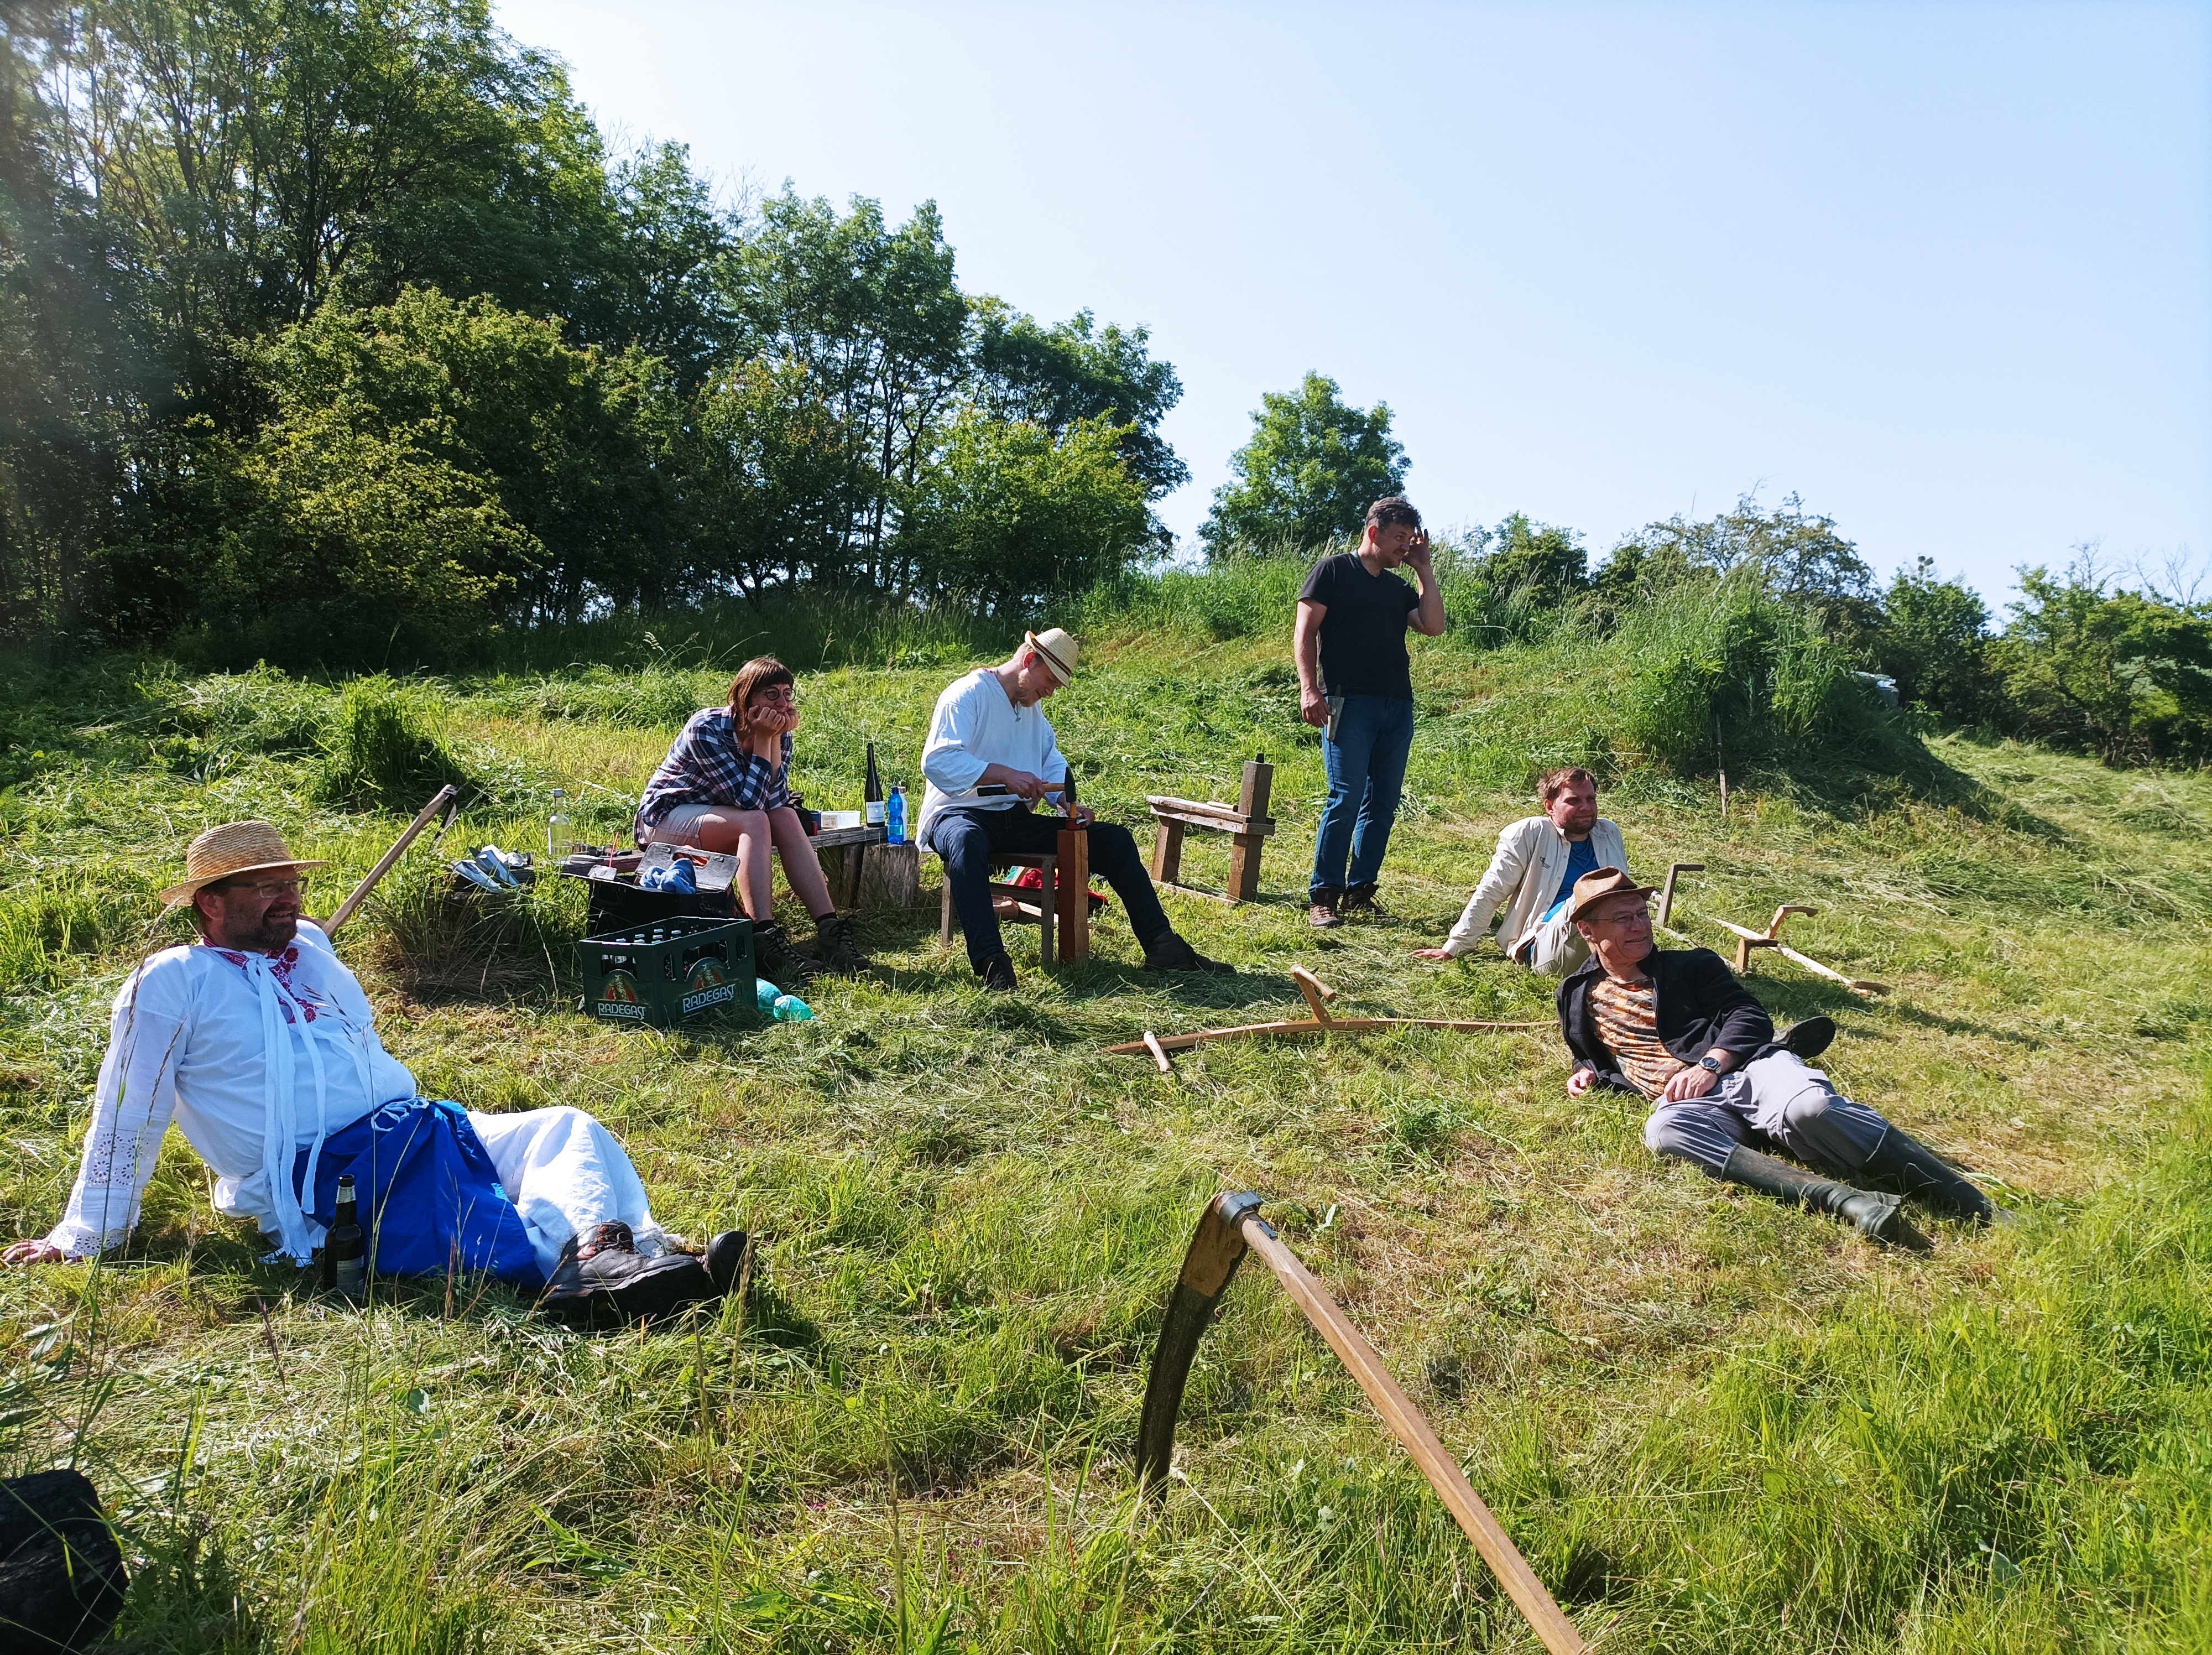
[885,780,907,846]
[547,789,568,860]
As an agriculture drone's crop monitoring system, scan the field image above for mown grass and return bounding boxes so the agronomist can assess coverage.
[1,577,2208,1651]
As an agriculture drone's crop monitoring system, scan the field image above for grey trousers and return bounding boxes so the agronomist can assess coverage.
[1643,1051,1891,1178]
[1510,904,1590,976]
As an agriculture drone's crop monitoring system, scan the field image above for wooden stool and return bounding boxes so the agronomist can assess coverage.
[937,826,1092,965]
[1148,757,1275,904]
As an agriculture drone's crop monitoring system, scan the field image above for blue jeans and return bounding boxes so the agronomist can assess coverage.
[924,804,1173,971]
[1310,694,1415,899]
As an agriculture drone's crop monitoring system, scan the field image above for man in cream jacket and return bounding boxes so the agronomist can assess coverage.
[1415,767,1627,975]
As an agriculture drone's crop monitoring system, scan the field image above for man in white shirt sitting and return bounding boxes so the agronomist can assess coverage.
[1,820,742,1323]
[919,628,1231,990]
[1415,767,1629,976]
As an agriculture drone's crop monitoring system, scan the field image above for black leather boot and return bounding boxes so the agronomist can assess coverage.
[812,912,872,975]
[1859,1128,1996,1224]
[751,919,821,990]
[541,1222,729,1329]
[1721,1146,1929,1248]
[1142,931,1235,974]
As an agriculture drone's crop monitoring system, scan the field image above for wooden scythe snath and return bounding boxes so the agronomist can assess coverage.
[1137,1193,1590,1655]
[1107,966,1545,1068]
[1657,862,1889,996]
[322,785,460,936]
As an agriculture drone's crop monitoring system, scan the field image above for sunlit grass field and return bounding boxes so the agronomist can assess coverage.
[2,592,2208,1651]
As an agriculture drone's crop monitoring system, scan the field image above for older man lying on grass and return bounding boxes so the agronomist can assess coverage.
[2,820,744,1325]
[1558,866,1999,1246]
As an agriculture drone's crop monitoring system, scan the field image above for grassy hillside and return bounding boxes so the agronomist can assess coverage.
[1,595,2208,1652]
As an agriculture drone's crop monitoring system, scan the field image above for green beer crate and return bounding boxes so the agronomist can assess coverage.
[578,915,755,1029]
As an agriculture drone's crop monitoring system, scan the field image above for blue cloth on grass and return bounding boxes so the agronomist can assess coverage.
[291,1097,544,1288]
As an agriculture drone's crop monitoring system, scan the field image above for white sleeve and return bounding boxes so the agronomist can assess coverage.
[44,960,194,1258]
[921,679,990,796]
[1442,824,1532,956]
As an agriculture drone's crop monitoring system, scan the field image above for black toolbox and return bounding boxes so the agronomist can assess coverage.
[577,916,756,1029]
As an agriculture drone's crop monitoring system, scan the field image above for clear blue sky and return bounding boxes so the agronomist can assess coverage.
[497,0,2210,608]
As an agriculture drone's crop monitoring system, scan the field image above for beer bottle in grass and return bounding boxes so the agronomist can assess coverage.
[325,1175,366,1299]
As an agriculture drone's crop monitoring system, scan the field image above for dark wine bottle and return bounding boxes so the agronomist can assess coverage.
[864,740,885,827]
[325,1174,366,1299]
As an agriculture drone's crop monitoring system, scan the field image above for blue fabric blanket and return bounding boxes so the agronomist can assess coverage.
[291,1097,544,1288]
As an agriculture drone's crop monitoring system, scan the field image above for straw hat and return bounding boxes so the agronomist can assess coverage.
[1024,627,1078,684]
[157,820,326,909]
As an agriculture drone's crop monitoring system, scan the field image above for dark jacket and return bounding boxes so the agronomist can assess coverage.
[1557,946,1781,1094]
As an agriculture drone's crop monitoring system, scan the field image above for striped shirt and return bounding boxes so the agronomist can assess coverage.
[635,710,791,840]
[1586,972,1687,1100]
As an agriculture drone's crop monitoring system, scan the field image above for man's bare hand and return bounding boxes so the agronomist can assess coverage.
[1566,1067,1596,1099]
[1004,770,1055,804]
[1300,686,1329,726]
[1659,1063,1721,1103]
[1405,528,1433,566]
[2,1241,65,1267]
[1413,946,1454,962]
[1070,802,1097,826]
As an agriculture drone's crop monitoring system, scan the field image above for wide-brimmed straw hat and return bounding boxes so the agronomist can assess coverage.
[157,820,326,909]
[1567,866,1661,922]
[1024,628,1079,684]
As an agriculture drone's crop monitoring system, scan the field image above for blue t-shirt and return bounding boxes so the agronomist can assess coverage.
[1542,836,1601,921]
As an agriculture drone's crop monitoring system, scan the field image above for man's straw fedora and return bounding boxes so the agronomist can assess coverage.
[158,820,326,910]
[1024,627,1078,684]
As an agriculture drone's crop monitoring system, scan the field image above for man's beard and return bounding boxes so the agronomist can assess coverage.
[229,912,300,953]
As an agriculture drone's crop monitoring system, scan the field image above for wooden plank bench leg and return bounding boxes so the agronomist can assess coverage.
[1228,831,1264,904]
[1057,828,1091,962]
[1152,818,1185,884]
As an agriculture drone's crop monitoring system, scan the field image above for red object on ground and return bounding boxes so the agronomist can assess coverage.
[1010,865,1109,911]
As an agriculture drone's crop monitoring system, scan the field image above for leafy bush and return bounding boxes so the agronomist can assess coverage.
[1200,372,1406,556]
[311,676,477,809]
[1616,573,1887,772]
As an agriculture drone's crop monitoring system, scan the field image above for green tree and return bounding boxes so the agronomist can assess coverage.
[971,299,1187,502]
[898,412,1150,613]
[1990,563,2212,764]
[1199,372,1406,556]
[723,191,969,585]
[685,359,861,603]
[1872,558,1997,722]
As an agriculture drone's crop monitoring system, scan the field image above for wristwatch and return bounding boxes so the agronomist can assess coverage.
[1697,1056,1724,1075]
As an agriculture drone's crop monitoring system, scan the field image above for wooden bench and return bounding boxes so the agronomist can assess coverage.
[1147,758,1276,904]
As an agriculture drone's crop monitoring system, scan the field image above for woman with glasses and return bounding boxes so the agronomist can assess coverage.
[635,655,869,984]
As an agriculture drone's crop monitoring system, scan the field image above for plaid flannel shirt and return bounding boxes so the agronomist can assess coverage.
[636,709,791,839]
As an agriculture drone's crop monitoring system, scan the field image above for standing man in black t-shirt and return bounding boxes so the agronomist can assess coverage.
[1293,496,1447,927]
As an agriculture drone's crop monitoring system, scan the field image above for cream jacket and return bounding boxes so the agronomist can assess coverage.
[1441,816,1629,957]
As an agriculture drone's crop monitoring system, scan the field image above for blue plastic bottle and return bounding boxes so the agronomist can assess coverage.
[754,977,814,1022]
[885,780,907,846]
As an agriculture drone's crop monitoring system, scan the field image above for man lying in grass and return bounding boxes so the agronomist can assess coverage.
[634,653,869,987]
[1415,765,1627,975]
[1559,866,1996,1245]
[0,821,744,1323]
[917,627,1232,991]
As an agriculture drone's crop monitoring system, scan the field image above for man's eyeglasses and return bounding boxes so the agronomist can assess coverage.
[216,876,310,899]
[1584,903,1651,929]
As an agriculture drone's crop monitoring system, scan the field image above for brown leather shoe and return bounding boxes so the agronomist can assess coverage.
[1309,889,1343,929]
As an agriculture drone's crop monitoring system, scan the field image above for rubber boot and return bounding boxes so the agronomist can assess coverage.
[1859,1127,1996,1224]
[752,919,820,990]
[812,912,872,975]
[1721,1145,1928,1248]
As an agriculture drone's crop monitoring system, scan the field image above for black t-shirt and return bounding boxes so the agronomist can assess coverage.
[1297,552,1421,699]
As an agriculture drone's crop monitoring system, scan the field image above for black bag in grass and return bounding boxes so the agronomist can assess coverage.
[540,1223,750,1330]
[0,1469,128,1652]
